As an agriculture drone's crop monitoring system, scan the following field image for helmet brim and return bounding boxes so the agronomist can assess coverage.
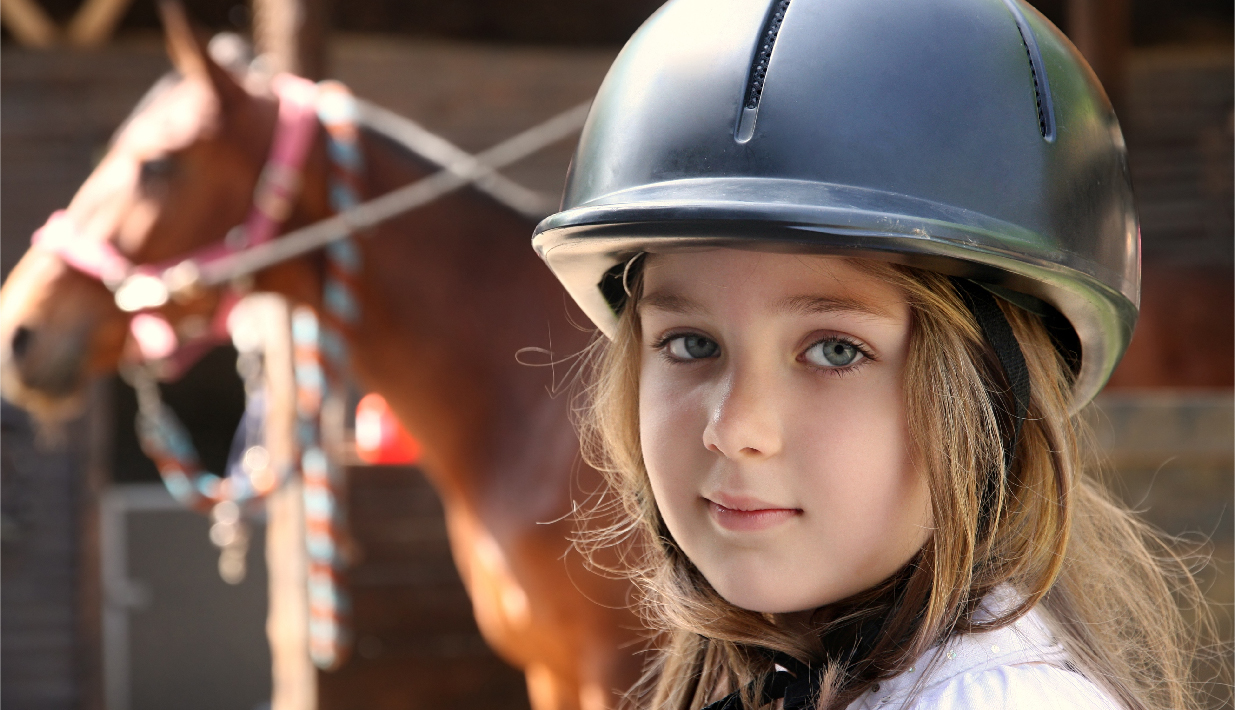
[533,178,1137,412]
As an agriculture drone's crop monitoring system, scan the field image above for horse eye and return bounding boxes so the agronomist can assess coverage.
[139,156,177,183]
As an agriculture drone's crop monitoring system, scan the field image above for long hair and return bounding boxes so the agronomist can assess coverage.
[573,257,1218,710]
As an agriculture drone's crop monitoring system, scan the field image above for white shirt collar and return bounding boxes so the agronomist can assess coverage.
[846,588,1071,709]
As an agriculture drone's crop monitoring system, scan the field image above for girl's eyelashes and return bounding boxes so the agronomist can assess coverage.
[655,332,720,361]
[651,330,874,373]
[800,335,874,372]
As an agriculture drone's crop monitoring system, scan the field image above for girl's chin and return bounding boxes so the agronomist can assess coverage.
[706,572,842,615]
[717,592,824,615]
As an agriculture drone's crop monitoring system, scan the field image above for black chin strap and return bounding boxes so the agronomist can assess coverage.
[951,279,1031,478]
[702,652,820,710]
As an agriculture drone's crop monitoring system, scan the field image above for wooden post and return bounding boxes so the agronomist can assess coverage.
[260,296,317,710]
[248,3,330,708]
[249,3,329,708]
[79,380,113,710]
[1066,0,1130,108]
[251,0,330,79]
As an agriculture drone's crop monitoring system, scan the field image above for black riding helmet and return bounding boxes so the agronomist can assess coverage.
[532,0,1139,412]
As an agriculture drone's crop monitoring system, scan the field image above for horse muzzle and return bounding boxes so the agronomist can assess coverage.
[0,247,128,421]
[2,322,88,398]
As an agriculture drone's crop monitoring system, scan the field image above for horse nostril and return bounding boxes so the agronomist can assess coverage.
[11,326,33,361]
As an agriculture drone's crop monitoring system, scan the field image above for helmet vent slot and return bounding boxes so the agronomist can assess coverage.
[735,0,792,143]
[1002,0,1055,141]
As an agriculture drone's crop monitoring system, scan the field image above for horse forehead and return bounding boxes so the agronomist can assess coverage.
[117,78,223,155]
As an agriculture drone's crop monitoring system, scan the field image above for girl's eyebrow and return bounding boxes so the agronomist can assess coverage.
[639,292,706,315]
[640,291,893,320]
[774,294,894,319]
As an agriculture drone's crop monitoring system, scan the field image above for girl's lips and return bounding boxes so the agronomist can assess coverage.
[706,499,801,532]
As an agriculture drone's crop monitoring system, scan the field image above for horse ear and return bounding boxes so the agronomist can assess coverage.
[158,1,247,111]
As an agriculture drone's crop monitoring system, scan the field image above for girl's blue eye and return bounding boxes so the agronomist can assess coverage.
[803,338,862,368]
[666,334,719,360]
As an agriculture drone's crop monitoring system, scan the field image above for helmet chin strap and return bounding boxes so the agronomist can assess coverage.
[951,278,1031,480]
[701,651,819,710]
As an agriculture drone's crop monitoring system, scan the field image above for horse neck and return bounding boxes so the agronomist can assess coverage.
[335,127,589,506]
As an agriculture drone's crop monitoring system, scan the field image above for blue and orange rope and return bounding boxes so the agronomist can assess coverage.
[296,80,366,670]
[134,79,369,670]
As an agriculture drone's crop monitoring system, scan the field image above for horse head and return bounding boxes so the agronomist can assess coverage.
[0,4,326,427]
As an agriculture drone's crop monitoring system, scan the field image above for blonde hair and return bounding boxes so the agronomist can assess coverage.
[574,257,1219,710]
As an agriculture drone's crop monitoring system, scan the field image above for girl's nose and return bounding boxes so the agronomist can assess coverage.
[702,368,783,459]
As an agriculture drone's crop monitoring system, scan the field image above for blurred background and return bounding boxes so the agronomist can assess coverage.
[1,1,1231,709]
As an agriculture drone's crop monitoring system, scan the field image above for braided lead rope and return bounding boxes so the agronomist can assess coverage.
[291,80,366,671]
[124,79,365,649]
[291,306,352,669]
[125,305,293,584]
[129,364,280,511]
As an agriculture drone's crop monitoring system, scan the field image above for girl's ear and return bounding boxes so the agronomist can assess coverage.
[158,0,248,113]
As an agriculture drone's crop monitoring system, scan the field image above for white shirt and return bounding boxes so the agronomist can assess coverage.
[845,596,1124,710]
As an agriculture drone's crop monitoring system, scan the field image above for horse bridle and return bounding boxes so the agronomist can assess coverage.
[30,72,322,372]
[31,88,591,342]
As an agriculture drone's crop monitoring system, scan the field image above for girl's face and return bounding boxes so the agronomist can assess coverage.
[638,251,932,614]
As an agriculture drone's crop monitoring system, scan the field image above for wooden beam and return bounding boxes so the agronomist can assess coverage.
[0,0,59,47]
[65,0,135,48]
[1066,0,1130,107]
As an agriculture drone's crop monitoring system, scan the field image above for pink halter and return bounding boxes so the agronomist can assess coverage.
[29,74,322,374]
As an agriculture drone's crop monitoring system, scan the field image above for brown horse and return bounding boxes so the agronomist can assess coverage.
[0,17,644,710]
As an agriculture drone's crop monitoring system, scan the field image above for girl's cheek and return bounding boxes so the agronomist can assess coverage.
[640,362,709,440]
[640,369,678,464]
[640,368,716,524]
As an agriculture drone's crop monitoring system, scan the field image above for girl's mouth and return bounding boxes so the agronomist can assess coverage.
[706,498,802,532]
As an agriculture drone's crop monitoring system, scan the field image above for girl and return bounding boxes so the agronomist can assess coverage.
[531,0,1217,709]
